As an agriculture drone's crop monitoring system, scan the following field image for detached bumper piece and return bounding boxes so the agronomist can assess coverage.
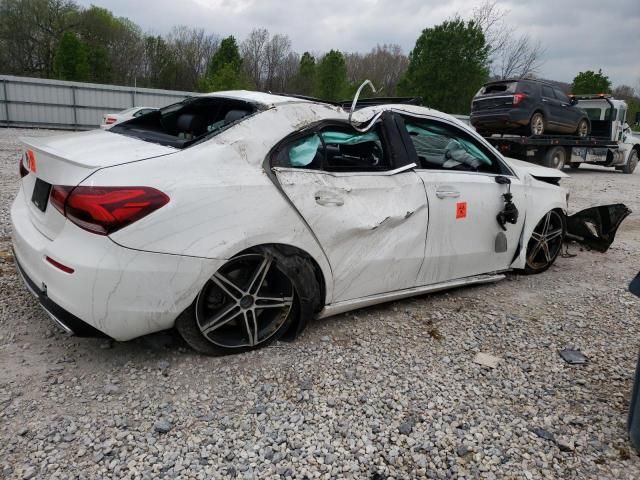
[565,203,631,252]
[14,253,107,338]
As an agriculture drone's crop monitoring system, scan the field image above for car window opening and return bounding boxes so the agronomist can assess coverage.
[109,97,258,149]
[280,126,389,172]
[405,120,502,174]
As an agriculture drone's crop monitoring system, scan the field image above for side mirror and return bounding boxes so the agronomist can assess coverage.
[495,175,511,185]
[570,97,578,106]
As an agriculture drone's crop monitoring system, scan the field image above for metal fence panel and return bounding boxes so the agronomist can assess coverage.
[0,75,195,129]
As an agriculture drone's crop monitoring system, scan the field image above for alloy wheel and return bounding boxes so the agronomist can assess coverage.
[195,253,294,348]
[577,120,589,137]
[526,210,564,270]
[531,113,544,136]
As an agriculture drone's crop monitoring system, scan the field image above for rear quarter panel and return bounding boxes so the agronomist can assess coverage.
[90,105,339,302]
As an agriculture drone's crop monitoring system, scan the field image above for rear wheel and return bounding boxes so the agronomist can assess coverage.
[176,247,315,355]
[576,118,589,137]
[542,146,567,170]
[530,112,545,136]
[523,210,565,274]
[569,163,581,169]
[622,149,638,174]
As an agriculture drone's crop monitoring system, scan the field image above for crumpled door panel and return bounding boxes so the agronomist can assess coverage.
[565,203,631,252]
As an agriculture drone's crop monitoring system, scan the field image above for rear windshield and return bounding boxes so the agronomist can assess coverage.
[477,82,517,95]
[110,97,258,149]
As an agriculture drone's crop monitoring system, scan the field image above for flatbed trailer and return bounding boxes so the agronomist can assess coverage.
[481,95,640,173]
[485,134,620,170]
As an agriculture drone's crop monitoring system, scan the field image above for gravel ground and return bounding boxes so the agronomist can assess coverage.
[1,127,639,479]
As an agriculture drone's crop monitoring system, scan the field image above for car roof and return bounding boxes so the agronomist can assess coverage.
[201,90,315,108]
[355,103,460,124]
[484,78,559,88]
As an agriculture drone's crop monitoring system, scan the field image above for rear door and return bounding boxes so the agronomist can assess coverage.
[553,87,581,131]
[397,115,526,285]
[541,85,565,131]
[271,119,429,303]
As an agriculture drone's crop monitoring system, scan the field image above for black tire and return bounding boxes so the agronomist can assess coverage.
[523,210,566,274]
[176,246,317,355]
[530,112,545,136]
[569,163,581,169]
[576,118,589,137]
[542,146,567,170]
[623,150,639,174]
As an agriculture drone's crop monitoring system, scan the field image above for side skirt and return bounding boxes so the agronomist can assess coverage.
[316,273,506,319]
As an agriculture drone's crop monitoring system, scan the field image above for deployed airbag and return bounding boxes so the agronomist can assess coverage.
[565,204,631,252]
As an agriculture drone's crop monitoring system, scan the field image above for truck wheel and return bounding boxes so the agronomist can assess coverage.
[622,150,638,174]
[542,146,566,169]
[576,119,589,137]
[530,112,545,136]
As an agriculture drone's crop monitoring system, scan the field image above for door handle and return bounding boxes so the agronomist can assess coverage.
[435,189,460,199]
[315,191,344,206]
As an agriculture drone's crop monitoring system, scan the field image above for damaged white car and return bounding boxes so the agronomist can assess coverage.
[10,88,623,355]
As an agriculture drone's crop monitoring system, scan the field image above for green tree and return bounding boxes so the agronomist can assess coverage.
[202,36,249,91]
[293,51,316,96]
[571,69,612,95]
[315,50,347,101]
[399,18,489,114]
[53,31,89,81]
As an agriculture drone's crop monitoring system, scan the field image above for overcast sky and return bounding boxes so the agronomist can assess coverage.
[76,0,639,88]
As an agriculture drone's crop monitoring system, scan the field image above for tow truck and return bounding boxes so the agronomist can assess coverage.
[483,95,640,173]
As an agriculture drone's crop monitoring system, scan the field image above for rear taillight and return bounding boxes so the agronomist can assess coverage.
[513,93,527,105]
[19,155,29,178]
[49,186,169,235]
[105,116,117,124]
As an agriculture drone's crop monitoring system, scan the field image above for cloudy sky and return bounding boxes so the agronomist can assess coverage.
[76,0,639,87]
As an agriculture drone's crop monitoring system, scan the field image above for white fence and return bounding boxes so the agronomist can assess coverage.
[0,75,195,130]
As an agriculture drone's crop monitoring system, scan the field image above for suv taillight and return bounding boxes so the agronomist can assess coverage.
[513,93,527,105]
[105,116,117,124]
[50,185,169,235]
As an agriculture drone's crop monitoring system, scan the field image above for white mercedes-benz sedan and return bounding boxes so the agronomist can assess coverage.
[11,90,570,355]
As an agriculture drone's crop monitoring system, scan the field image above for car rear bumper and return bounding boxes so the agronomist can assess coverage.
[470,110,531,130]
[10,189,223,341]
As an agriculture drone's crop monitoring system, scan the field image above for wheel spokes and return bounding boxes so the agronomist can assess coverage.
[243,310,258,346]
[201,303,243,335]
[545,228,563,242]
[211,271,244,300]
[255,296,294,309]
[247,255,273,295]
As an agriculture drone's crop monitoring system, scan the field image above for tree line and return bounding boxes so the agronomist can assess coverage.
[1,0,637,116]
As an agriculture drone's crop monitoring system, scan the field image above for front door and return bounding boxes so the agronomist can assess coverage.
[397,115,526,285]
[271,123,429,303]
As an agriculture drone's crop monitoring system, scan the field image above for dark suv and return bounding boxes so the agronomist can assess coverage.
[470,79,590,137]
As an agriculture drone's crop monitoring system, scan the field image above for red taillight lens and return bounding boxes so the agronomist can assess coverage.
[19,156,29,178]
[513,93,527,105]
[50,185,72,215]
[50,186,169,235]
[105,116,117,124]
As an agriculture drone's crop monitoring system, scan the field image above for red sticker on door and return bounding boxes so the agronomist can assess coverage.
[456,201,467,219]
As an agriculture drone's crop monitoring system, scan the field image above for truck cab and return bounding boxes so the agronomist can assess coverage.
[570,95,639,173]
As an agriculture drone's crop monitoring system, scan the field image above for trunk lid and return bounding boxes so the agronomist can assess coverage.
[19,130,176,240]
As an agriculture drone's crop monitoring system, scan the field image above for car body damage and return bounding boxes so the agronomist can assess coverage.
[9,86,630,354]
[565,204,631,252]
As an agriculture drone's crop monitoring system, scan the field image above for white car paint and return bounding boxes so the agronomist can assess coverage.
[11,90,568,342]
[100,106,156,129]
